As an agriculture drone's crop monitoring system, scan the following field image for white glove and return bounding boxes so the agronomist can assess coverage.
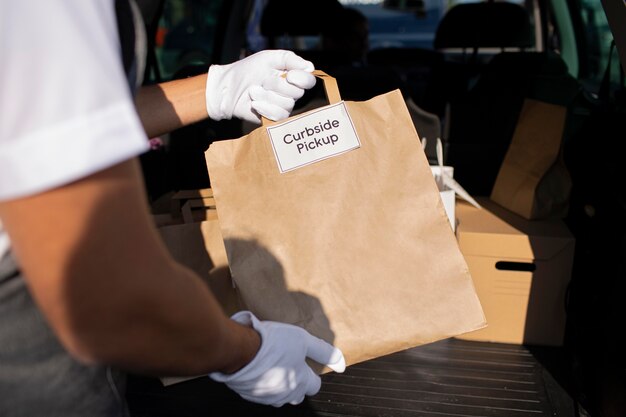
[205,50,316,124]
[209,311,346,407]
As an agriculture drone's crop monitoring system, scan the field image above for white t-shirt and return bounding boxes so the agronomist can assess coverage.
[0,0,150,259]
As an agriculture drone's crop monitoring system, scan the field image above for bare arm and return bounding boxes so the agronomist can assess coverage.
[134,50,317,137]
[0,158,259,376]
[134,73,209,138]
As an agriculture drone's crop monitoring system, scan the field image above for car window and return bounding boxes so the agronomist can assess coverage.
[152,0,616,92]
[340,0,445,50]
[547,0,618,91]
[246,0,539,53]
[154,0,224,80]
[579,0,618,88]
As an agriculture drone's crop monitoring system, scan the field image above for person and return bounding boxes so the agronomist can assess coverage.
[0,1,345,416]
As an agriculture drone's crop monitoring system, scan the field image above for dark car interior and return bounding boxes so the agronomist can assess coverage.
[129,1,625,416]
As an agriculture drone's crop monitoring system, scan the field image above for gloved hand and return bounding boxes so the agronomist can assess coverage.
[205,50,316,124]
[209,311,346,407]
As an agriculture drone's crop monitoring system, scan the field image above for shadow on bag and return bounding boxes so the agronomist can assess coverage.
[205,70,486,370]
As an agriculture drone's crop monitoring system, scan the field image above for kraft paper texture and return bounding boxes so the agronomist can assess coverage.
[205,74,486,370]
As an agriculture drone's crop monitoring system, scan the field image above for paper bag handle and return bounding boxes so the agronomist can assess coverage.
[261,70,341,126]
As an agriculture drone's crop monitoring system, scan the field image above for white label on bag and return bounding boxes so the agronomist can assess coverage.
[267,101,361,173]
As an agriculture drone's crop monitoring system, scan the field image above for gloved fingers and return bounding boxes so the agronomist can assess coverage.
[239,391,278,407]
[250,91,296,121]
[303,365,322,396]
[250,100,291,122]
[250,101,291,122]
[327,347,346,373]
[250,85,296,111]
[303,333,346,373]
[263,75,306,100]
[286,69,317,90]
[267,49,315,72]
[285,368,319,406]
[237,107,262,124]
[289,396,306,406]
[243,375,311,408]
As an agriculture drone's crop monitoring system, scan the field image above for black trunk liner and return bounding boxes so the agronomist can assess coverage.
[127,338,575,417]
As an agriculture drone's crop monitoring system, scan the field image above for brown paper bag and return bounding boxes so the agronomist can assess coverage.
[490,99,570,219]
[205,71,485,369]
[158,219,241,316]
[154,189,233,312]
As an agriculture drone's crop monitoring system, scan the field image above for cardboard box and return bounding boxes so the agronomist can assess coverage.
[455,198,574,346]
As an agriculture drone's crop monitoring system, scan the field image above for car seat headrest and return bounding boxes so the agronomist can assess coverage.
[434,2,533,50]
[260,0,344,37]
